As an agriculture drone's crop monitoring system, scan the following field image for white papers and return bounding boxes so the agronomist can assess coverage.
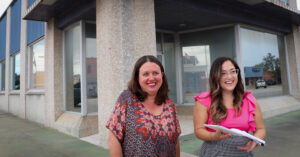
[204,124,265,146]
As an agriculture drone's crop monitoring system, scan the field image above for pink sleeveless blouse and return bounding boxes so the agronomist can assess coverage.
[194,91,256,132]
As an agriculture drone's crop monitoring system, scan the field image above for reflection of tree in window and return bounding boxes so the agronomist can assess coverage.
[254,53,281,85]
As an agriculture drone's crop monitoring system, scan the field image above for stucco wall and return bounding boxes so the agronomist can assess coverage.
[8,94,20,116]
[25,94,45,125]
[0,95,5,110]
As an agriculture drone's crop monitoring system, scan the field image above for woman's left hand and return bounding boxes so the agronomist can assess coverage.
[237,140,257,152]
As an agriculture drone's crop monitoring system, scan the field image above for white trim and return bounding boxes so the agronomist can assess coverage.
[26,37,45,90]
[62,21,82,114]
[81,21,87,116]
[9,90,20,95]
[10,52,20,91]
[0,61,5,91]
[284,36,292,95]
[27,45,31,89]
[174,33,183,104]
[234,24,247,90]
[26,89,45,95]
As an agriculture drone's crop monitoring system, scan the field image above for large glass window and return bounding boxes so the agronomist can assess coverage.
[65,23,81,113]
[0,61,5,91]
[64,22,97,114]
[10,53,20,90]
[28,38,45,89]
[156,32,177,102]
[85,23,97,114]
[240,27,288,98]
[182,46,210,103]
[180,27,235,103]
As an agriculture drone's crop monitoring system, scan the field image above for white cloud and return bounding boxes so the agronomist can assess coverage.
[0,0,13,18]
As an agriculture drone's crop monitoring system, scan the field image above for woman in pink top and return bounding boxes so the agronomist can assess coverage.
[193,57,266,157]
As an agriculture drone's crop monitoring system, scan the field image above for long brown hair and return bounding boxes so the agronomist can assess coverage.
[128,55,169,105]
[209,57,245,124]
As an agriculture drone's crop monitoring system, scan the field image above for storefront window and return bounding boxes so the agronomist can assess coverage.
[28,38,45,89]
[180,27,235,103]
[85,23,97,114]
[156,32,177,102]
[240,27,288,98]
[64,23,81,112]
[64,22,97,114]
[10,53,20,90]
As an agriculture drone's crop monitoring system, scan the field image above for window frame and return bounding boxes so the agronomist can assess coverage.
[63,20,98,116]
[0,60,5,92]
[237,24,291,97]
[27,37,45,91]
[10,52,20,91]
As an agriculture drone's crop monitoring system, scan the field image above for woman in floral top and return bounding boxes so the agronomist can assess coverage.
[106,55,181,157]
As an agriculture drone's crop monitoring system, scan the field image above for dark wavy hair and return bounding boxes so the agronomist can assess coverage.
[209,57,245,124]
[128,55,169,105]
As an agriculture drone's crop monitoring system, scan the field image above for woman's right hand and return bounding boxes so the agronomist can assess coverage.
[209,129,231,141]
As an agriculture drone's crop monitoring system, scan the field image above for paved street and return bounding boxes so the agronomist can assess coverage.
[1,109,300,157]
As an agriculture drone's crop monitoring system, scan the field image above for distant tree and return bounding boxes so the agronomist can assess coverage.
[254,62,264,68]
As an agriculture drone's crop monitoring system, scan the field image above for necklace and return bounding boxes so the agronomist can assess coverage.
[154,115,161,120]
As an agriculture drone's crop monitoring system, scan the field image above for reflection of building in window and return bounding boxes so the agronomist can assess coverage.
[244,67,263,87]
[86,58,97,98]
[183,53,199,65]
[184,70,207,93]
[182,46,211,96]
[86,58,97,77]
[183,55,209,93]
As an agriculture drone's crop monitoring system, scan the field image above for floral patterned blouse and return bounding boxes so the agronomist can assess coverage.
[106,90,181,157]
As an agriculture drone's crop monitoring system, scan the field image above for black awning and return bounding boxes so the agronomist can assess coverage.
[24,0,95,29]
[155,0,300,33]
[23,0,56,21]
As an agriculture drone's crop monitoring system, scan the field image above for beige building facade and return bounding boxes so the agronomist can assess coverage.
[0,0,300,148]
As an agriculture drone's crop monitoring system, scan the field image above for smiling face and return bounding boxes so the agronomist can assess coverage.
[219,60,238,93]
[138,62,163,97]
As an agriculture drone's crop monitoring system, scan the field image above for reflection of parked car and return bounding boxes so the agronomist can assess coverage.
[266,79,276,85]
[74,82,81,107]
[256,79,267,89]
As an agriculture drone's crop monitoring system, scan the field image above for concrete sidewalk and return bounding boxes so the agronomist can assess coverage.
[0,110,109,157]
[2,110,300,157]
[179,109,300,157]
[1,94,300,157]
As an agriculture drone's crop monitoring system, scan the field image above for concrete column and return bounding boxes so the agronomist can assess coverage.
[19,0,28,119]
[286,25,300,99]
[44,18,64,127]
[4,8,11,112]
[96,0,156,147]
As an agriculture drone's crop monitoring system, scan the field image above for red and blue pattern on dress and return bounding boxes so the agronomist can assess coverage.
[106,90,181,157]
